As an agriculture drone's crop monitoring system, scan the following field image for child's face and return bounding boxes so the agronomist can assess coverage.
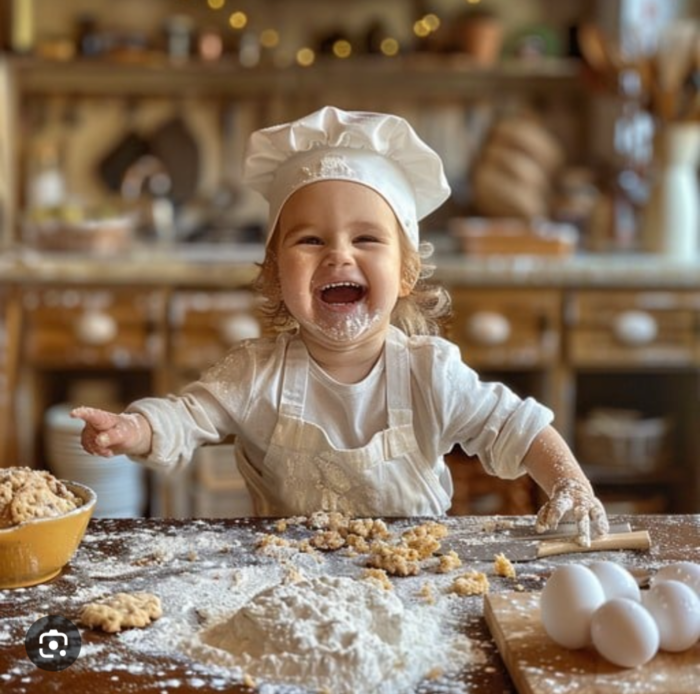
[275,180,408,345]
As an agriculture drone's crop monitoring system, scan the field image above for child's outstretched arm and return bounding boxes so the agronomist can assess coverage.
[522,425,609,547]
[70,407,153,458]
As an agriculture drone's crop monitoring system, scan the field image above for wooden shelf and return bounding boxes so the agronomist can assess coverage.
[2,54,583,99]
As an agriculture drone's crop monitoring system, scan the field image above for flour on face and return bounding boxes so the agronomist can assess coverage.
[312,301,382,342]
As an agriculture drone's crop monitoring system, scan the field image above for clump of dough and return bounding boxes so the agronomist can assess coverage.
[449,570,490,596]
[367,542,421,577]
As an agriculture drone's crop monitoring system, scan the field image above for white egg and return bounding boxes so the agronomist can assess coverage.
[643,579,700,652]
[587,561,641,602]
[540,564,606,649]
[652,562,700,597]
[591,598,659,668]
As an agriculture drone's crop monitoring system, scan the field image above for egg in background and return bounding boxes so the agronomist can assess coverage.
[652,562,700,597]
[587,560,641,602]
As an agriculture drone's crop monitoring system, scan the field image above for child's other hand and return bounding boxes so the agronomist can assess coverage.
[535,479,609,547]
[70,407,152,458]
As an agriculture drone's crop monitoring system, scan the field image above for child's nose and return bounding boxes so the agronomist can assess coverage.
[324,242,353,265]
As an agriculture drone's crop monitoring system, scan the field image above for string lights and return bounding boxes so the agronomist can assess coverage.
[194,0,452,67]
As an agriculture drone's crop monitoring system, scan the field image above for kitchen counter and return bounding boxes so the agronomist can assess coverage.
[1,514,698,693]
[2,246,700,289]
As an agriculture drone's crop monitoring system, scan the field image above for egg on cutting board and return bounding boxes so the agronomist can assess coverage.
[652,561,700,597]
[590,597,660,668]
[539,564,605,649]
[587,560,641,602]
[642,579,700,652]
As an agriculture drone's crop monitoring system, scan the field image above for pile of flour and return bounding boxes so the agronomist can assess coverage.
[191,575,470,694]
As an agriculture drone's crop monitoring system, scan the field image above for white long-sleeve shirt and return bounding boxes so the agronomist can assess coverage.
[129,330,553,507]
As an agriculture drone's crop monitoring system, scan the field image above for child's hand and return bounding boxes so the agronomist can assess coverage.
[535,479,609,547]
[70,407,152,458]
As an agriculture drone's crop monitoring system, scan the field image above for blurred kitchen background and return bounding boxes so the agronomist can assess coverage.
[2,0,700,520]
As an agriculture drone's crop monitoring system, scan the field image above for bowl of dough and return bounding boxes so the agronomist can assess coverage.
[0,467,97,589]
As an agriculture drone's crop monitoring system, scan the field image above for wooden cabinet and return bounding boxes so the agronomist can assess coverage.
[446,288,563,515]
[449,288,561,368]
[21,286,167,368]
[169,290,260,374]
[444,285,700,515]
[3,274,700,515]
[565,289,700,513]
[566,290,700,367]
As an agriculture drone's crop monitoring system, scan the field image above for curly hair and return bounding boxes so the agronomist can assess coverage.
[252,229,452,337]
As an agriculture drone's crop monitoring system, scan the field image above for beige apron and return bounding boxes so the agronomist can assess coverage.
[235,327,452,516]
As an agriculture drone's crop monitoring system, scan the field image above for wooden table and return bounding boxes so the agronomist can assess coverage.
[1,514,698,693]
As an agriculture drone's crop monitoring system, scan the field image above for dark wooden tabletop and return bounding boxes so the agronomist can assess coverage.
[1,514,698,694]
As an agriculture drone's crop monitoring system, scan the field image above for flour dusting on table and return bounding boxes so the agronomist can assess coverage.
[2,513,682,694]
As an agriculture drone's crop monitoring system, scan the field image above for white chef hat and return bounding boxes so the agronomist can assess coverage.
[242,105,451,249]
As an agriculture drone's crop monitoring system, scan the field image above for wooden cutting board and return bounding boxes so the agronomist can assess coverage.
[484,592,700,693]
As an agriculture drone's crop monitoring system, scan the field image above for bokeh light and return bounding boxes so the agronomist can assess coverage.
[380,38,399,57]
[332,40,352,59]
[260,29,280,49]
[296,47,315,66]
[228,11,248,30]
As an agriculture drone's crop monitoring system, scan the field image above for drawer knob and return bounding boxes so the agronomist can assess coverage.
[613,310,658,345]
[220,314,261,344]
[466,311,511,346]
[74,311,118,345]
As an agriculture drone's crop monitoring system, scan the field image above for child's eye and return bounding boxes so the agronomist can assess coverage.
[355,235,379,244]
[298,236,322,245]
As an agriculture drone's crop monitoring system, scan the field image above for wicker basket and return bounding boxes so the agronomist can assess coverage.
[576,410,671,472]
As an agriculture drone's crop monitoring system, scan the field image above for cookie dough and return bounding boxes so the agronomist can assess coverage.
[0,467,82,528]
[80,592,162,633]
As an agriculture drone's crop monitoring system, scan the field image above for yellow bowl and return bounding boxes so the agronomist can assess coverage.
[0,481,97,589]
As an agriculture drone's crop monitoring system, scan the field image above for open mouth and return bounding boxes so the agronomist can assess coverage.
[319,282,367,305]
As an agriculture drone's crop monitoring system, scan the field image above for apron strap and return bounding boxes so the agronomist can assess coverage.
[386,327,413,428]
[279,335,308,419]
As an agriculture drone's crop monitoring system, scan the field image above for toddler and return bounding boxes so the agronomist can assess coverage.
[72,106,608,545]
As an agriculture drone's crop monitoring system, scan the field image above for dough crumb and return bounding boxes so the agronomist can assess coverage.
[494,552,516,578]
[361,568,394,591]
[437,550,463,574]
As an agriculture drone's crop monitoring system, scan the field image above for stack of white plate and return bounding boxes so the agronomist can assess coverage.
[44,403,147,518]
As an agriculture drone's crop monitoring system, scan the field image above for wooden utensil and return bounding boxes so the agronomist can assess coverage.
[463,529,651,562]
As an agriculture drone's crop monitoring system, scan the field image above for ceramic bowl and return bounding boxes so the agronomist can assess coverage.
[0,481,97,589]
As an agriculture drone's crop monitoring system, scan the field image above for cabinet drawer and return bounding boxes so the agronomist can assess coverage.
[22,287,165,367]
[566,290,700,367]
[449,289,561,367]
[170,291,261,370]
